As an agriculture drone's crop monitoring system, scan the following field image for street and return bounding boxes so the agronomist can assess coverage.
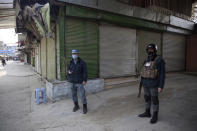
[0,61,197,131]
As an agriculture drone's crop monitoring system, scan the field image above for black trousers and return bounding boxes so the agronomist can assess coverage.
[143,87,159,112]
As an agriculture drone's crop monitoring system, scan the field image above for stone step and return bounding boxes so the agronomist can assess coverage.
[104,76,140,90]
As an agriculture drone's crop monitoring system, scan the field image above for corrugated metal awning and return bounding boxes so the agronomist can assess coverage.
[0,0,15,29]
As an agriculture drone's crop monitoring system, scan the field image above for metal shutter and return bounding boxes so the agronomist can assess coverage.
[100,24,137,78]
[65,19,99,79]
[47,38,56,80]
[163,33,186,72]
[41,38,47,78]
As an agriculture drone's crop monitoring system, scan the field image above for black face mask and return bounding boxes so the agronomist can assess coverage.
[148,51,155,57]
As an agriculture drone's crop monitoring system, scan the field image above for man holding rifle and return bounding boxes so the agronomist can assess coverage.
[138,43,165,124]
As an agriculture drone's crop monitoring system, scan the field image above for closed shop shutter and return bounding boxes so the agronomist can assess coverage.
[35,46,39,73]
[41,38,47,78]
[47,38,56,81]
[137,30,162,73]
[65,19,99,79]
[163,33,186,72]
[100,24,137,78]
[38,44,41,74]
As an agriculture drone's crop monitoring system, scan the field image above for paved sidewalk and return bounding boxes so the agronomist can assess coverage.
[0,61,197,131]
[0,61,44,131]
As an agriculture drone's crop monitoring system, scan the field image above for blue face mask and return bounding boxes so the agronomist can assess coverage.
[72,55,78,59]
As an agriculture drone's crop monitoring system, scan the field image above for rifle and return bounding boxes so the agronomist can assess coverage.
[138,81,142,98]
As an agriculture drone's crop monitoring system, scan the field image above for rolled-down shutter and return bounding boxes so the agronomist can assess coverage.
[163,33,186,72]
[41,38,47,78]
[65,19,99,79]
[100,24,137,78]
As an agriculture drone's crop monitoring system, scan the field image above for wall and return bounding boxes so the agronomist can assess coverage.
[186,35,197,72]
[58,0,193,16]
[58,0,194,33]
[65,4,193,35]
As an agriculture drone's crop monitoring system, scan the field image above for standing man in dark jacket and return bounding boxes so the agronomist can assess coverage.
[67,49,88,114]
[138,43,165,124]
[1,58,6,66]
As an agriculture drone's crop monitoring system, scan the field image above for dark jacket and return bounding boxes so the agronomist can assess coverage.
[67,58,88,84]
[141,55,166,89]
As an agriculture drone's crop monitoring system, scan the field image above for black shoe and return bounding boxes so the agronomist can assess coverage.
[83,104,88,114]
[150,111,158,124]
[138,109,151,118]
[73,102,80,112]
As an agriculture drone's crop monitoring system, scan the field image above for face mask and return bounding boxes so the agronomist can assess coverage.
[148,51,155,57]
[72,55,78,59]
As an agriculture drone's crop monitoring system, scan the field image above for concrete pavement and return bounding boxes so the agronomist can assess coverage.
[0,61,197,131]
